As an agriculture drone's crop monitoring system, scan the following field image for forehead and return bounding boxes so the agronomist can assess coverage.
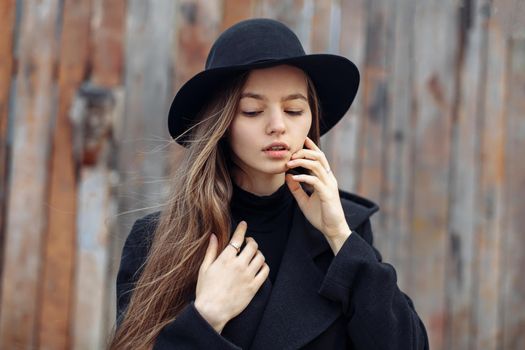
[242,64,308,94]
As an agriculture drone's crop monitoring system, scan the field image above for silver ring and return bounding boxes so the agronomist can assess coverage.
[325,167,332,174]
[228,242,241,253]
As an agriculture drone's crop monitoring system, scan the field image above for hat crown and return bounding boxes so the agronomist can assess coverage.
[205,18,306,70]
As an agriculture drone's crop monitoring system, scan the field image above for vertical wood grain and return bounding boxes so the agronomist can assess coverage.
[221,0,254,31]
[356,0,394,211]
[331,0,367,193]
[381,0,416,289]
[501,36,525,350]
[445,0,487,348]
[71,85,117,348]
[0,0,16,293]
[410,1,458,348]
[90,0,126,88]
[0,0,60,348]
[472,0,508,347]
[38,1,92,348]
[118,0,178,228]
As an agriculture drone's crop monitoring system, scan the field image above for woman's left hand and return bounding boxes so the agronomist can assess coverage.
[285,136,351,241]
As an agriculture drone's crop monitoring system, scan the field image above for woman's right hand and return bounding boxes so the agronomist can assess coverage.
[194,221,269,334]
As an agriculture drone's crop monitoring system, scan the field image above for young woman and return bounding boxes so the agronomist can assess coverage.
[109,18,429,349]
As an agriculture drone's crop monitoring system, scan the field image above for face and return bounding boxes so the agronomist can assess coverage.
[227,64,312,184]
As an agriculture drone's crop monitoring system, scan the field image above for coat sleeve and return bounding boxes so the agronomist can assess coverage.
[318,218,429,350]
[115,214,242,350]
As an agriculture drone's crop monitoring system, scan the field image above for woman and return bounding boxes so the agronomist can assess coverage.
[110,18,429,349]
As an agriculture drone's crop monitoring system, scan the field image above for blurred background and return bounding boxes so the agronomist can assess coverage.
[0,0,524,349]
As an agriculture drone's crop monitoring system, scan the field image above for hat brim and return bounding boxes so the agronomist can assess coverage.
[168,54,360,146]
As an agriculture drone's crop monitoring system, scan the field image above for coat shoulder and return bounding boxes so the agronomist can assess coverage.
[338,189,380,229]
[125,211,162,250]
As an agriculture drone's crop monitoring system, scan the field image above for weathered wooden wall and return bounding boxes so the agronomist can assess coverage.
[0,0,524,349]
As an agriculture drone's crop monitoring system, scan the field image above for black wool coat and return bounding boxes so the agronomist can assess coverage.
[116,189,429,349]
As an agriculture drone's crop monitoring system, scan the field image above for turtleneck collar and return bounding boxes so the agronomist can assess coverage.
[230,181,295,233]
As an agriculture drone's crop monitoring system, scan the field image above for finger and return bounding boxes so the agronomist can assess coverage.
[287,158,331,182]
[291,149,328,168]
[291,144,330,171]
[304,136,322,152]
[200,233,218,271]
[253,263,270,286]
[238,237,259,264]
[288,173,327,197]
[247,250,265,276]
[223,221,247,258]
[285,174,310,209]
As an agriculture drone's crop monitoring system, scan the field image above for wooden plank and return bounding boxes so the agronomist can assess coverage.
[501,36,525,350]
[90,0,126,87]
[356,0,395,252]
[445,0,488,348]
[471,0,509,347]
[410,1,458,349]
[37,1,91,349]
[173,0,222,91]
[0,0,16,291]
[74,166,113,350]
[0,1,61,348]
[86,0,127,337]
[308,0,334,157]
[381,0,416,289]
[118,0,178,221]
[252,0,311,51]
[70,85,120,349]
[356,0,394,209]
[331,0,367,193]
[221,0,254,31]
[310,0,333,53]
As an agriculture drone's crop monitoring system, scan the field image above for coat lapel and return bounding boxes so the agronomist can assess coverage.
[221,189,379,349]
[249,202,341,350]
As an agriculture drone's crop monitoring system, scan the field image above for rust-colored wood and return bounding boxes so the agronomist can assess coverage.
[173,0,222,91]
[310,0,333,53]
[90,0,126,88]
[0,1,524,348]
[221,0,254,31]
[409,1,457,349]
[0,0,16,296]
[37,1,92,349]
[473,1,509,348]
[0,1,61,348]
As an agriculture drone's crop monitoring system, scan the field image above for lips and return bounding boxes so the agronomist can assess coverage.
[263,141,290,151]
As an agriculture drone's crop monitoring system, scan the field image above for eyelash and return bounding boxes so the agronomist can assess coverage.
[242,110,303,117]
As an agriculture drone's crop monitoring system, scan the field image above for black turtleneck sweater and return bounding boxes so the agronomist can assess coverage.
[230,181,295,284]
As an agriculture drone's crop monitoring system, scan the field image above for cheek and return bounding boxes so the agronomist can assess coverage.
[299,112,313,136]
[228,120,252,153]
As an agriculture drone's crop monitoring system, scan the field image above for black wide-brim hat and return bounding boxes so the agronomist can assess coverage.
[168,18,360,147]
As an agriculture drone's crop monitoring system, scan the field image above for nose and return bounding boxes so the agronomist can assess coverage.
[265,107,286,135]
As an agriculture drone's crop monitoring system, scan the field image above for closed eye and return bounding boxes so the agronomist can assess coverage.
[241,110,304,117]
[242,111,262,117]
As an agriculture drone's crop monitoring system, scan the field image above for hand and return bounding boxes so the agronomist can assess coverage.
[194,221,269,334]
[285,136,351,241]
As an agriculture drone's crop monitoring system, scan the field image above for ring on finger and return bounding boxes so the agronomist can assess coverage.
[228,242,241,254]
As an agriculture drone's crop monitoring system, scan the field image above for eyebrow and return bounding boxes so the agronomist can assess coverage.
[240,92,308,102]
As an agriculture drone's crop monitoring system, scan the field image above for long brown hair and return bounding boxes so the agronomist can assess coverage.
[109,68,321,349]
